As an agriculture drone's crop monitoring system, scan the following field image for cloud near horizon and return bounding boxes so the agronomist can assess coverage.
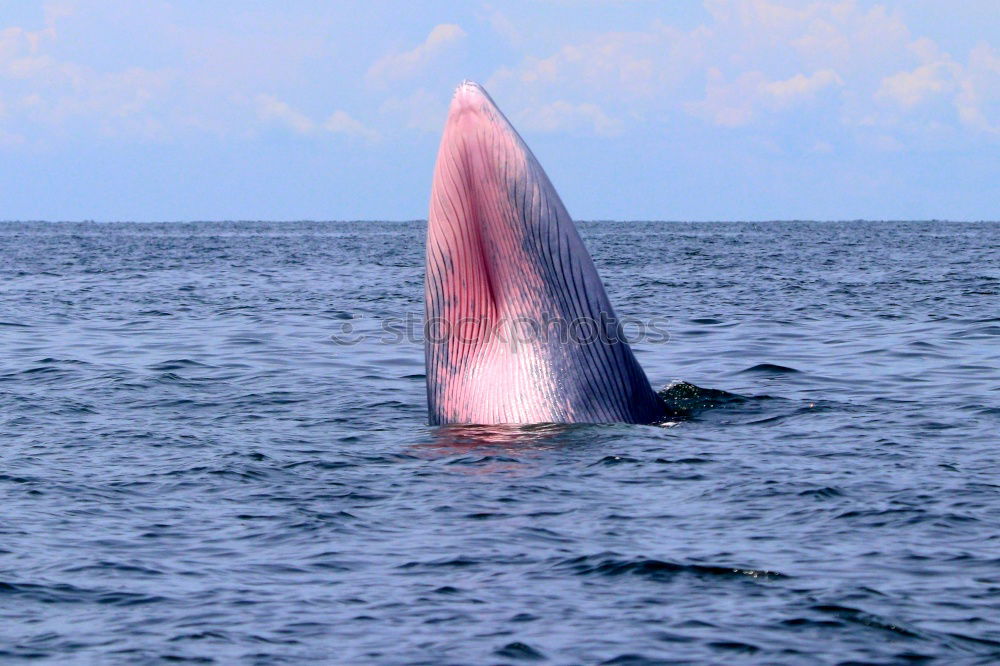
[483,0,999,142]
[255,94,378,141]
[366,23,467,88]
[0,1,997,220]
[2,2,997,143]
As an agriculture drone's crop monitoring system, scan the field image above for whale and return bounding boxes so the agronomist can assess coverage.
[425,81,668,425]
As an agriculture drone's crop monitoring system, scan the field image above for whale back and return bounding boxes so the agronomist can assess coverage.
[425,82,664,425]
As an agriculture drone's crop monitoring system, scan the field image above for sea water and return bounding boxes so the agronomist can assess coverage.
[0,221,997,663]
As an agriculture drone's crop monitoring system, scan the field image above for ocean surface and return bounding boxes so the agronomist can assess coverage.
[0,220,998,664]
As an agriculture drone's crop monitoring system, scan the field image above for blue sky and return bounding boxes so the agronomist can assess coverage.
[1,1,998,221]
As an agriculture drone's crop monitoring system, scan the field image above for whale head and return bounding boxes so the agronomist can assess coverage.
[424,81,665,425]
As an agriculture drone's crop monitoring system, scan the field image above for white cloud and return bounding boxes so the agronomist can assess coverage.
[0,15,173,138]
[877,62,957,108]
[255,94,378,141]
[1,7,388,145]
[324,109,379,141]
[367,24,466,87]
[488,23,700,100]
[789,3,911,66]
[510,34,654,93]
[687,67,842,126]
[481,22,705,136]
[955,43,1000,134]
[686,69,765,127]
[255,94,315,134]
[483,0,998,144]
[516,100,623,136]
[765,69,843,107]
[1,0,997,150]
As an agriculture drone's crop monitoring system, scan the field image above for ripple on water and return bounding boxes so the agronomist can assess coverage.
[0,221,998,663]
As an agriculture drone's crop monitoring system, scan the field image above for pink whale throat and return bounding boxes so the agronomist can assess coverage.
[425,81,666,425]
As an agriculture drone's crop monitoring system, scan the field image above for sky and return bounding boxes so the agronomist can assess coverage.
[1,0,998,221]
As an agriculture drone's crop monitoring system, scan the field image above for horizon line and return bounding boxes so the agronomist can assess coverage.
[1,218,998,225]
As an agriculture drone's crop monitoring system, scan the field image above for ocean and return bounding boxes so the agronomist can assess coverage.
[1,220,998,664]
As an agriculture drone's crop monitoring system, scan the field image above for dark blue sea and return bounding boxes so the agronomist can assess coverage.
[1,220,998,664]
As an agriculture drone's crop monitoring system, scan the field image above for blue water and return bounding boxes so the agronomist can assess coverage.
[1,220,998,664]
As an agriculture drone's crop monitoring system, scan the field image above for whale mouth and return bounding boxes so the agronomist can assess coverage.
[424,81,664,426]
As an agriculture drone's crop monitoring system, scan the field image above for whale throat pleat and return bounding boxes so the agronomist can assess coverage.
[425,82,664,425]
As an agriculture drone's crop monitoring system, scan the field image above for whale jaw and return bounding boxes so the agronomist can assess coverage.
[424,81,664,425]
